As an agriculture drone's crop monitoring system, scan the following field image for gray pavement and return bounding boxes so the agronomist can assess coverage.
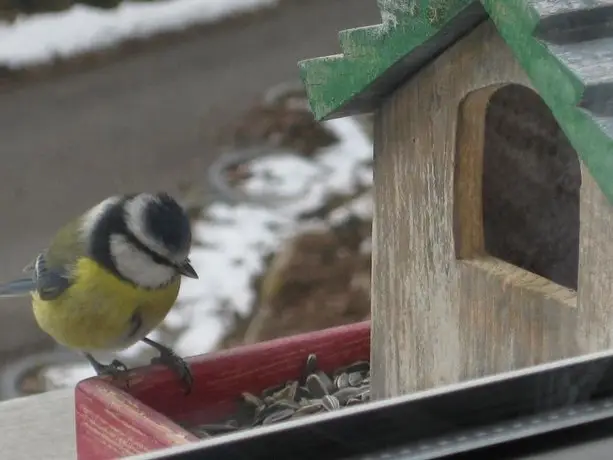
[0,0,380,390]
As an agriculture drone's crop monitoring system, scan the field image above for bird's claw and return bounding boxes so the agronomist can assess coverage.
[94,358,129,376]
[86,356,131,389]
[150,349,193,394]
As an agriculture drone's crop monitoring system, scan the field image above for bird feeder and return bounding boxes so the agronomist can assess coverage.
[299,0,613,400]
[74,321,370,459]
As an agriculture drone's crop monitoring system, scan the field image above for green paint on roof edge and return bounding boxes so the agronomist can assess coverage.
[298,0,474,121]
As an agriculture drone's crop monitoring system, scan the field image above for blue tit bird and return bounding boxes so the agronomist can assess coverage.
[0,192,199,392]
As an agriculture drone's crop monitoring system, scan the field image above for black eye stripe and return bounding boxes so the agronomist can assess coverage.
[123,228,174,267]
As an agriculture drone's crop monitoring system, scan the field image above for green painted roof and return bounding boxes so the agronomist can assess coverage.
[298,0,480,120]
[299,0,613,204]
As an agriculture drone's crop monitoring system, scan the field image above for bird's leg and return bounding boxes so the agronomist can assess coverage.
[142,337,193,394]
[83,352,129,376]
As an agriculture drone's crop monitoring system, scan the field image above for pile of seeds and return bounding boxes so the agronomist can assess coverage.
[185,354,371,439]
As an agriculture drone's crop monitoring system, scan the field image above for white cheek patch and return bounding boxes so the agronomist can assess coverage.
[109,234,176,289]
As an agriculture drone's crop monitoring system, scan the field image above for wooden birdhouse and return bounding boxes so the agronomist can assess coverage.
[299,0,613,401]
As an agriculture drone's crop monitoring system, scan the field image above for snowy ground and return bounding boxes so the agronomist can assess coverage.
[41,115,374,389]
[0,0,278,69]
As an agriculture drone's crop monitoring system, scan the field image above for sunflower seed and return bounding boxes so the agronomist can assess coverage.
[343,361,370,374]
[296,385,312,403]
[270,399,300,411]
[262,408,296,425]
[187,356,372,439]
[333,386,363,405]
[271,380,299,402]
[293,401,325,417]
[304,353,318,375]
[334,372,350,389]
[347,371,364,387]
[261,381,290,399]
[306,371,335,397]
[321,395,341,411]
[255,400,299,423]
[241,392,265,409]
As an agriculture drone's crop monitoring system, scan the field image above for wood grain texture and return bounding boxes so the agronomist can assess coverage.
[453,83,501,259]
[576,165,613,353]
[75,321,370,460]
[75,380,197,460]
[370,21,596,401]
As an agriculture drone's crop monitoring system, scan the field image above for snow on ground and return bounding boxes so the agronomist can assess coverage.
[0,0,278,69]
[41,116,374,389]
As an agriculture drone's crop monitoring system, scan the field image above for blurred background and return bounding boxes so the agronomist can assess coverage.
[0,0,378,400]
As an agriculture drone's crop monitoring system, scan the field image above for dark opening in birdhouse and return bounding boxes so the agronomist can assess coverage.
[481,84,581,290]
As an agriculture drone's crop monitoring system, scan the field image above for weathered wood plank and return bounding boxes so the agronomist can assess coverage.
[371,20,610,401]
[458,259,577,382]
[576,166,613,353]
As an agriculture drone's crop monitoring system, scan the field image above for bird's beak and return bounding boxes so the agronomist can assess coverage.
[177,260,198,279]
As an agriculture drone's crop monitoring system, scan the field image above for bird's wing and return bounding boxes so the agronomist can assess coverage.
[17,219,85,301]
[0,251,71,299]
[31,252,72,301]
[0,217,86,300]
[0,253,69,299]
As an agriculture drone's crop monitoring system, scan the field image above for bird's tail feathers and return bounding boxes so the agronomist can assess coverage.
[0,278,35,298]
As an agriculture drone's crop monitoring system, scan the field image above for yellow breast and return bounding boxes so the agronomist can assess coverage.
[32,257,181,352]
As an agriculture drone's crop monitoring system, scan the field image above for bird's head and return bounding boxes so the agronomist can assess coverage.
[83,192,198,289]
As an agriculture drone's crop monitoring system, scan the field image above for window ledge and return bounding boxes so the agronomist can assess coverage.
[0,389,75,459]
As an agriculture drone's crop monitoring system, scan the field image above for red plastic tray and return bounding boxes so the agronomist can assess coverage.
[75,320,371,459]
